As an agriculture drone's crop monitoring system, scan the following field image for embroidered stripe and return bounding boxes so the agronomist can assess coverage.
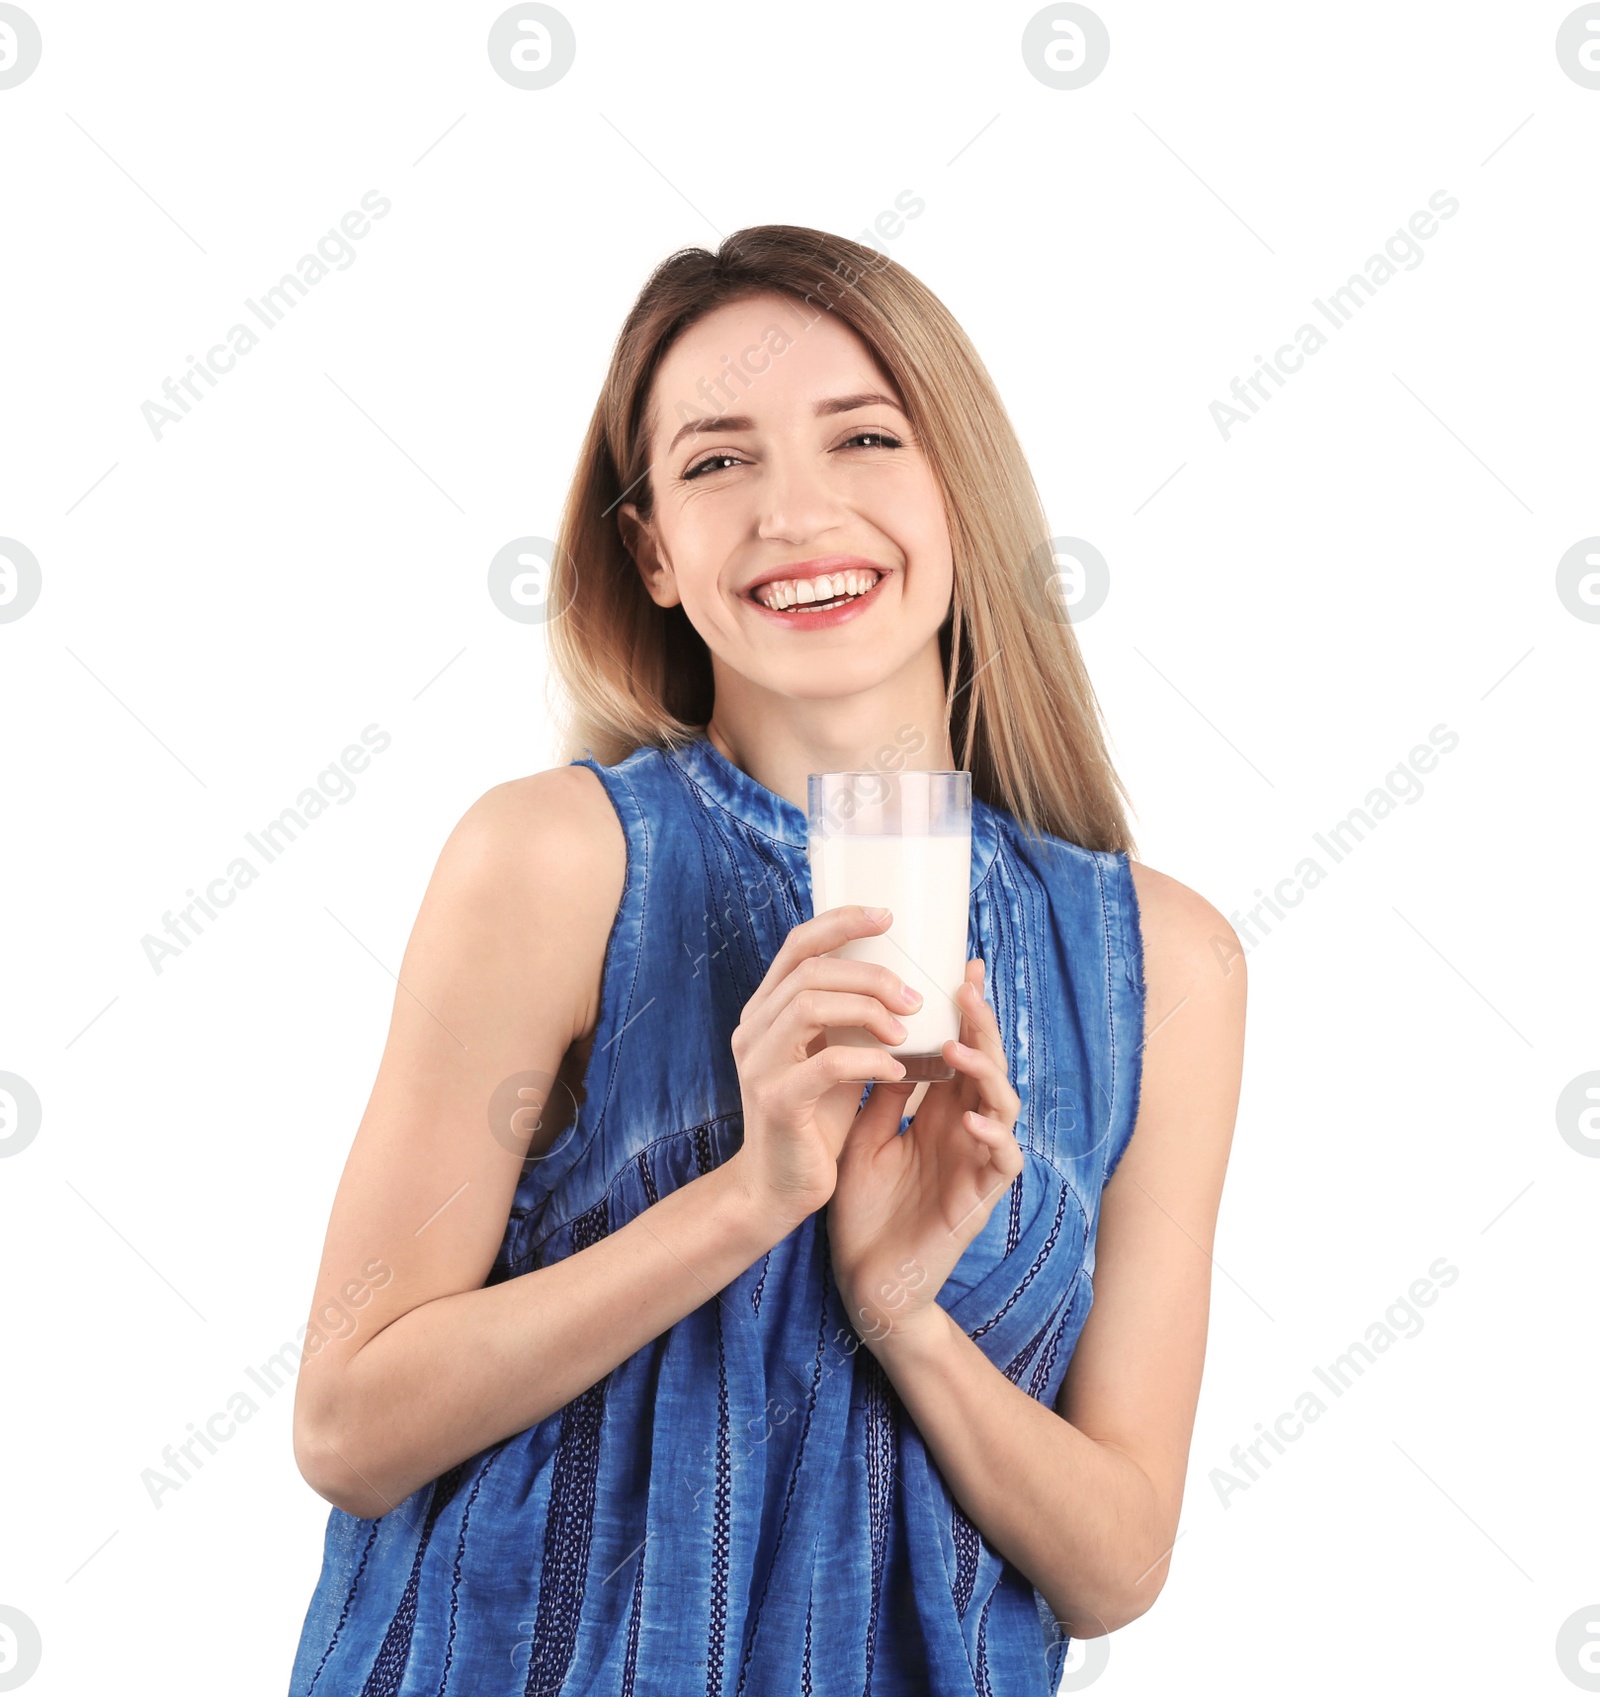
[802,1581,814,1696]
[359,1462,470,1697]
[694,1125,734,1697]
[636,1146,659,1208]
[1028,1295,1075,1400]
[975,1589,995,1697]
[951,1503,980,1618]
[525,1197,612,1695]
[1004,1169,1024,1257]
[862,1355,895,1695]
[734,1246,830,1694]
[1003,1274,1077,1388]
[303,1520,380,1694]
[970,1179,1070,1343]
[621,1532,646,1697]
[436,1453,500,1696]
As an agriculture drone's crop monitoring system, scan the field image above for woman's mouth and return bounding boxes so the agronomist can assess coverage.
[743,566,889,628]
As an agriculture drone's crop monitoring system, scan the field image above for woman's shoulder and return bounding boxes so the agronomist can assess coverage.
[1123,861,1248,1082]
[439,764,628,1045]
[1126,860,1244,987]
[459,763,627,881]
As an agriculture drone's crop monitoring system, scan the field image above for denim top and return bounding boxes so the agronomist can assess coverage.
[289,729,1147,1696]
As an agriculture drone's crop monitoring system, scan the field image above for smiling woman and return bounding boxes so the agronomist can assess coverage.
[286,224,1245,1696]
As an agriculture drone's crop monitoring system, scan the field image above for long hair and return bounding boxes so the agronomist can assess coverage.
[542,224,1137,856]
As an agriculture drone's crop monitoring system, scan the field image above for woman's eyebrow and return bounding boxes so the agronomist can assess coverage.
[664,391,906,455]
[814,390,904,419]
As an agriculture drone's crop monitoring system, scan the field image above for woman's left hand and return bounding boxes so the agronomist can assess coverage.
[827,957,1024,1352]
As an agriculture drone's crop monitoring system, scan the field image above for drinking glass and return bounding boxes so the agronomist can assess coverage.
[807,767,972,1083]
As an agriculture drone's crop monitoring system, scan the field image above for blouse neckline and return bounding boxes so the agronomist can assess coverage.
[668,729,1001,894]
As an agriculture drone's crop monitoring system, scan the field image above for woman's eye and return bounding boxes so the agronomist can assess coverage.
[841,430,902,451]
[682,452,742,481]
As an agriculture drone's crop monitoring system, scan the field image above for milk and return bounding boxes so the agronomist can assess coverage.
[808,830,971,1067]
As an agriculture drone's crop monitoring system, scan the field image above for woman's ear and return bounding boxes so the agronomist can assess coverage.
[618,502,680,608]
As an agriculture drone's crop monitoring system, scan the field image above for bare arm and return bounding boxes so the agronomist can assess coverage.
[860,861,1246,1636]
[291,766,788,1520]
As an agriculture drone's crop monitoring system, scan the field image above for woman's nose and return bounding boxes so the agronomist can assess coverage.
[754,448,844,543]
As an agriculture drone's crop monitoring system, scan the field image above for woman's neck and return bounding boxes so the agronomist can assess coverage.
[705,711,957,820]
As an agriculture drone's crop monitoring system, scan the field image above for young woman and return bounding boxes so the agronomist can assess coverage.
[288,225,1246,1695]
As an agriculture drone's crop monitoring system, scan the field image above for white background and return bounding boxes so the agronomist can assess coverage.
[1,2,1595,1693]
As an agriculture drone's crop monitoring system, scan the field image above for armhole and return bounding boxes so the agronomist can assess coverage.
[517,757,647,1211]
[1101,851,1147,1189]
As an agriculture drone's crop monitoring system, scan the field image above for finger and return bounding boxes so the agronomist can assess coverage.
[965,1110,1026,1181]
[764,955,920,1040]
[958,959,1004,1064]
[746,905,895,1023]
[943,1036,1020,1124]
[954,964,1020,1119]
[801,1043,910,1099]
[841,1077,918,1164]
[769,988,913,1057]
[949,958,978,1045]
[957,969,1006,1080]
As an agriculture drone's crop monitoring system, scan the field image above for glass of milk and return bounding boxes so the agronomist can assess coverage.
[806,766,972,1082]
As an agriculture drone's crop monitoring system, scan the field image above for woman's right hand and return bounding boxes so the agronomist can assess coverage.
[730,905,923,1232]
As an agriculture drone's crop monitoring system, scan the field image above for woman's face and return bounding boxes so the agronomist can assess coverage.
[620,291,954,707]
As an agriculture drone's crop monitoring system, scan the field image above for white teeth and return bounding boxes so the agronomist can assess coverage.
[754,569,881,611]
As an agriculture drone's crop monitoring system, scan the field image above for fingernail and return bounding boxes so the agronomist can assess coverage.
[900,984,923,1009]
[864,906,891,923]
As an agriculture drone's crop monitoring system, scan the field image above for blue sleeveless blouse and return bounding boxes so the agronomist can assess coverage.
[288,729,1146,1696]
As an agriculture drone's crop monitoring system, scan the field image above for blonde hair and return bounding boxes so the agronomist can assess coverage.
[543,224,1137,856]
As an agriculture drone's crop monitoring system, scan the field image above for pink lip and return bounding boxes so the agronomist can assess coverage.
[742,555,891,630]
